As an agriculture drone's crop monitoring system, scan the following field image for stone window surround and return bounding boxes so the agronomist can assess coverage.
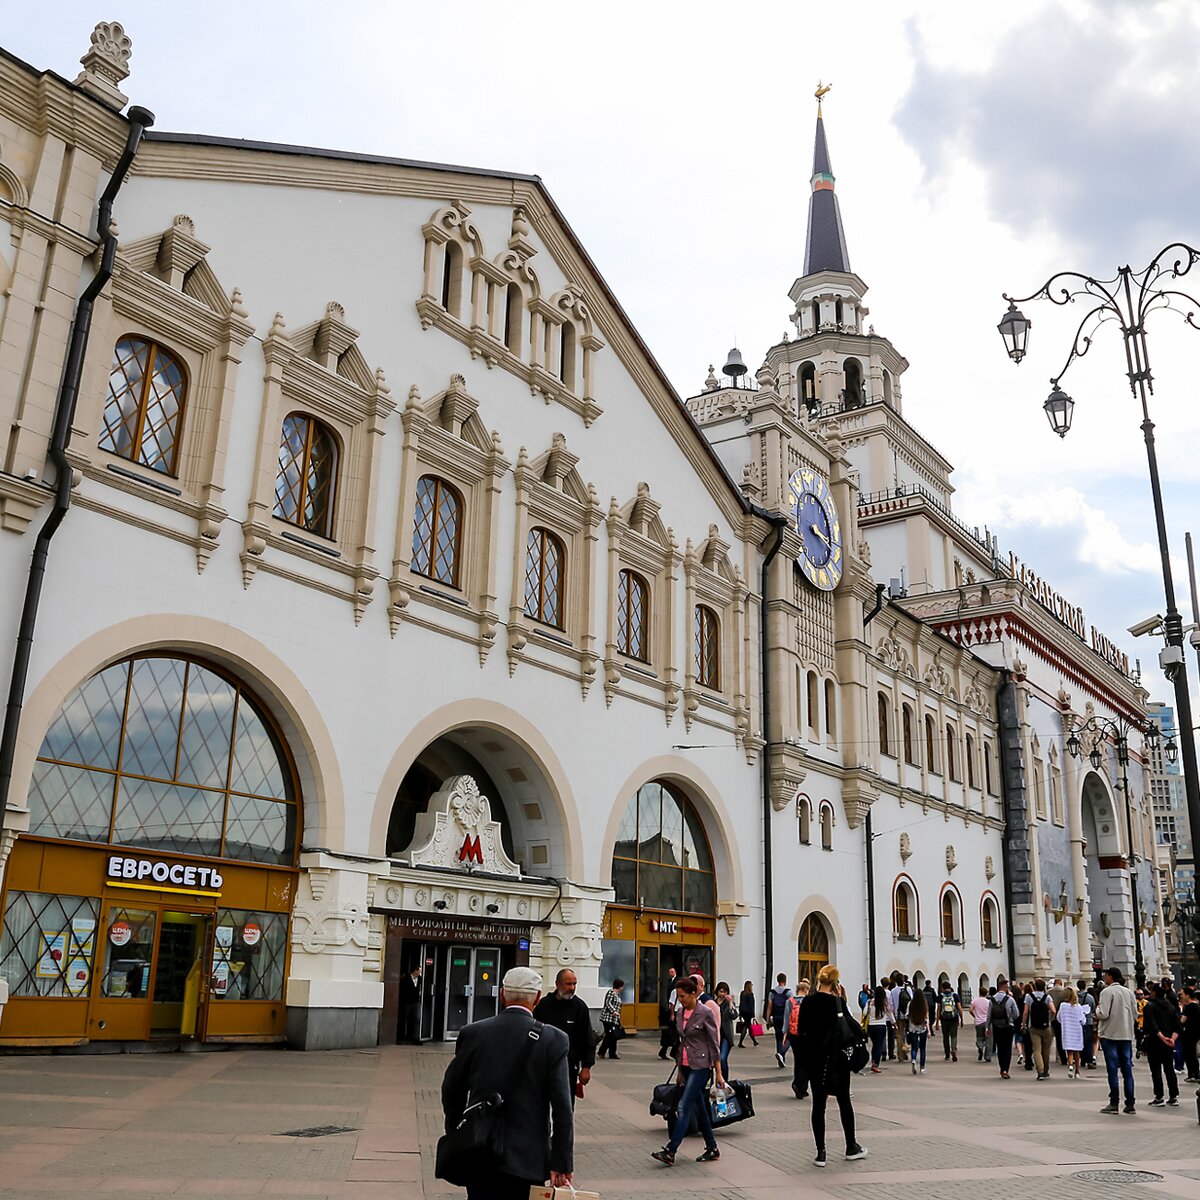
[240,302,394,624]
[388,375,508,664]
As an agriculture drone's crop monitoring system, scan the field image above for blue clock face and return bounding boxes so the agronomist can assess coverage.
[788,468,843,591]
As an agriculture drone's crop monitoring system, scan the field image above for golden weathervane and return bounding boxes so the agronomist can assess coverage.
[815,80,832,115]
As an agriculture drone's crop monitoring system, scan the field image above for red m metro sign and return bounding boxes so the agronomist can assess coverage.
[458,835,483,864]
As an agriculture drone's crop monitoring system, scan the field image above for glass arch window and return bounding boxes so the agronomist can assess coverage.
[412,475,463,587]
[28,655,299,865]
[694,605,719,689]
[273,413,337,537]
[611,781,715,914]
[941,890,961,942]
[100,336,187,474]
[524,527,565,627]
[895,881,914,937]
[617,569,649,661]
[982,897,999,946]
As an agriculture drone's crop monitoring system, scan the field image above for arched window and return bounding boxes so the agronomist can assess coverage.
[966,733,977,788]
[411,475,462,587]
[824,679,836,739]
[945,723,957,781]
[811,299,820,331]
[524,527,565,628]
[835,298,844,326]
[100,336,187,474]
[843,358,864,409]
[559,322,577,390]
[611,780,715,914]
[807,671,819,736]
[273,413,337,537]
[878,693,891,757]
[617,569,649,661]
[504,283,523,355]
[819,803,833,850]
[27,654,299,864]
[693,605,720,689]
[925,714,938,774]
[982,895,1000,947]
[883,368,894,407]
[941,889,961,943]
[799,361,818,413]
[894,877,917,938]
[441,241,464,317]
[984,741,994,794]
[902,704,916,764]
[798,795,811,845]
[797,913,830,982]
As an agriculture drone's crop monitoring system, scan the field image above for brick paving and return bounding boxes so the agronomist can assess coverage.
[0,1035,1198,1198]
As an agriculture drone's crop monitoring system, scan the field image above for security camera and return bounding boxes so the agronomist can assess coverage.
[1128,614,1165,638]
[1160,644,1185,683]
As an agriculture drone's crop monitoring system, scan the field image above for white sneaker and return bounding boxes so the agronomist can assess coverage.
[911,1058,917,1075]
[1067,1066,1075,1079]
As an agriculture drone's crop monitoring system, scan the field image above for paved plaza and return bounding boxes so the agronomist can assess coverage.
[1,1034,1198,1199]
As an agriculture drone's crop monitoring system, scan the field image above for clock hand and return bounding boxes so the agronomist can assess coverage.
[809,523,831,546]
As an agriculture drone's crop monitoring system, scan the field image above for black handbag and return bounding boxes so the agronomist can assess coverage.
[836,999,870,1074]
[435,1019,544,1185]
[649,1061,683,1117]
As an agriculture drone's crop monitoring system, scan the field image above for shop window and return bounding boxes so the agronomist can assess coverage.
[28,655,299,865]
[211,910,288,1001]
[0,892,100,999]
[100,907,156,997]
[273,412,338,537]
[412,475,463,587]
[611,780,715,914]
[524,527,566,628]
[694,605,720,689]
[99,336,188,475]
[617,569,649,661]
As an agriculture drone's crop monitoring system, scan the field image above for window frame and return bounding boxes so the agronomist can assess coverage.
[878,692,892,757]
[272,411,339,539]
[925,713,939,775]
[524,525,567,629]
[411,474,464,588]
[616,568,650,662]
[902,703,916,765]
[99,335,189,476]
[693,604,720,690]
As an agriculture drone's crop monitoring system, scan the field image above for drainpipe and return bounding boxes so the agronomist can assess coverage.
[0,106,155,821]
[758,515,788,997]
[863,582,887,628]
[865,809,878,984]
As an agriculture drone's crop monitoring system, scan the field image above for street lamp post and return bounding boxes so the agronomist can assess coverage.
[999,247,1200,902]
[1066,714,1167,991]
[1163,889,1198,986]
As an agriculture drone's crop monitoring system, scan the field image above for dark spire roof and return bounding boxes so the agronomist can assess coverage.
[802,111,851,276]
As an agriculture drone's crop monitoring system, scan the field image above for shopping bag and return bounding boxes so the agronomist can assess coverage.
[749,1021,765,1038]
[529,1188,601,1200]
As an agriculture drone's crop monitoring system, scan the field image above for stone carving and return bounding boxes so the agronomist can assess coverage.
[549,926,603,967]
[74,21,132,106]
[963,680,991,716]
[291,902,372,954]
[984,855,995,881]
[900,832,912,863]
[403,775,521,876]
[945,844,957,873]
[923,653,952,696]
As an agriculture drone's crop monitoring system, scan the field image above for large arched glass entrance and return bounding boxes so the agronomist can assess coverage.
[603,780,717,1029]
[797,913,830,984]
[0,654,300,1046]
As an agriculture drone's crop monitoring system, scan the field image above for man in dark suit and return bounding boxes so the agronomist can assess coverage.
[398,965,422,1044]
[442,966,574,1200]
[533,968,595,1106]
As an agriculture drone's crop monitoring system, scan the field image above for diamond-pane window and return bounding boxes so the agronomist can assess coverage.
[617,569,648,661]
[523,527,565,628]
[694,605,720,689]
[99,337,187,474]
[212,910,288,1001]
[29,654,298,866]
[411,475,461,586]
[0,891,100,998]
[273,412,338,538]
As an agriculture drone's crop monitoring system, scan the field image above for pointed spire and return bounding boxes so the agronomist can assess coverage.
[803,83,851,276]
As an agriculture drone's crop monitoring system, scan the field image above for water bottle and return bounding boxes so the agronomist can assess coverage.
[714,1084,728,1118]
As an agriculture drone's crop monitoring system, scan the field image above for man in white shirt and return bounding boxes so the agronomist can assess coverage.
[1096,966,1138,1114]
[886,976,903,1061]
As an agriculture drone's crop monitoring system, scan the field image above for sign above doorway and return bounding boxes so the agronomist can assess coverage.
[401,776,521,877]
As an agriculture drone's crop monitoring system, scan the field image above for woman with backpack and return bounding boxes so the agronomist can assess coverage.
[736,980,758,1047]
[905,986,929,1074]
[867,985,891,1073]
[936,981,963,1062]
[794,964,868,1169]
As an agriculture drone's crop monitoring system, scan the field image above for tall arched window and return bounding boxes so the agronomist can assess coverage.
[524,527,565,628]
[941,889,961,943]
[799,361,818,413]
[878,693,892,757]
[798,796,811,845]
[925,714,938,774]
[807,672,819,736]
[966,733,977,788]
[819,803,833,850]
[27,654,299,864]
[895,879,916,938]
[982,896,1000,947]
[984,741,995,794]
[441,241,464,317]
[504,283,523,354]
[693,605,720,689]
[411,475,462,587]
[100,336,187,474]
[797,913,830,983]
[611,781,715,913]
[617,569,649,661]
[902,704,915,764]
[273,413,338,537]
[843,358,864,408]
[945,723,957,781]
[824,679,836,739]
[559,322,577,389]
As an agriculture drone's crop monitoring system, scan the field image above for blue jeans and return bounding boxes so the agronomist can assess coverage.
[907,1028,927,1068]
[719,1037,731,1080]
[667,1066,716,1153]
[869,1024,888,1066]
[1101,1037,1135,1105]
[773,1021,788,1060]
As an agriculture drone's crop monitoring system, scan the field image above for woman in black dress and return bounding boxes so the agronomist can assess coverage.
[794,963,868,1168]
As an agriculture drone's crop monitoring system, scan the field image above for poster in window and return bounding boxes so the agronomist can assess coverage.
[64,958,91,996]
[71,917,96,959]
[36,932,66,978]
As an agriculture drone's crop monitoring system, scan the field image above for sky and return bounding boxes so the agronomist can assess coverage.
[7,0,1200,740]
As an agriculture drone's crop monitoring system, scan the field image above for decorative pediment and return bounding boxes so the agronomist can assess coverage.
[697,524,735,582]
[527,433,590,504]
[402,776,521,877]
[923,652,953,698]
[617,483,670,548]
[963,679,992,718]
[875,626,912,676]
[407,375,496,455]
[422,199,483,255]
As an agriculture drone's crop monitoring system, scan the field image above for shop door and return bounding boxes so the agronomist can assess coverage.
[420,944,442,1041]
[472,947,500,1022]
[152,912,211,1037]
[443,945,502,1037]
[91,904,158,1041]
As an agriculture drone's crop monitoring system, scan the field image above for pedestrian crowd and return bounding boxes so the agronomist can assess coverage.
[434,962,1199,1198]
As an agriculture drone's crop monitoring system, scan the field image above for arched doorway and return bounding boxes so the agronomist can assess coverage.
[603,780,717,1029]
[0,653,301,1046]
[1081,770,1132,975]
[797,914,831,984]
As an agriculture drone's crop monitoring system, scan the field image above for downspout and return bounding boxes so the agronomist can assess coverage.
[863,582,886,628]
[0,106,155,819]
[758,515,788,996]
[865,809,878,984]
